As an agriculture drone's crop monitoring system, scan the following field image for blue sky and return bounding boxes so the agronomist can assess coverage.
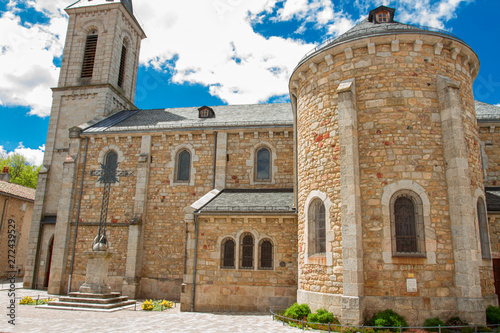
[0,0,499,165]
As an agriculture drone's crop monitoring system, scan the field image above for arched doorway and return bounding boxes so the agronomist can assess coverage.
[44,236,54,289]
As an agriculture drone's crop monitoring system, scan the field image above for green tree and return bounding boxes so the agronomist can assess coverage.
[0,153,41,189]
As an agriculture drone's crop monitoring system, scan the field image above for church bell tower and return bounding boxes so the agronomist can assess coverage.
[24,0,146,293]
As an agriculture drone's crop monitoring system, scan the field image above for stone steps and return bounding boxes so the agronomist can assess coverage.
[39,292,137,312]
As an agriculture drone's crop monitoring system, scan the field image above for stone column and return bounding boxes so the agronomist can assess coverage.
[181,212,196,311]
[437,75,485,323]
[337,79,364,325]
[214,132,228,189]
[23,167,49,289]
[122,135,151,298]
[47,132,82,295]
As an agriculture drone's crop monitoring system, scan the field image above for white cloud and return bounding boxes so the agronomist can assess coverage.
[135,0,314,104]
[0,143,45,166]
[0,5,67,117]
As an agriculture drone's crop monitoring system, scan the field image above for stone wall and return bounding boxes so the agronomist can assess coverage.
[226,131,294,188]
[60,127,294,299]
[187,215,297,312]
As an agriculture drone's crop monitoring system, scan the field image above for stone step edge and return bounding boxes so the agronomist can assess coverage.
[58,296,130,304]
[68,292,121,299]
[47,300,136,309]
[36,303,136,312]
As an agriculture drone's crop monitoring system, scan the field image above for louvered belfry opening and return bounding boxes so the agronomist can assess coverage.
[117,43,127,87]
[81,34,98,78]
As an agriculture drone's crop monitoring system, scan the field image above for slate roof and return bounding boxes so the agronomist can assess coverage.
[0,180,36,201]
[83,103,293,134]
[67,0,133,14]
[197,189,295,213]
[298,15,464,67]
[475,101,500,122]
[485,187,500,212]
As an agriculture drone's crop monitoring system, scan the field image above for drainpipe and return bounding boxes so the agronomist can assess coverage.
[68,137,89,294]
[191,213,199,312]
[212,131,218,189]
[0,197,9,247]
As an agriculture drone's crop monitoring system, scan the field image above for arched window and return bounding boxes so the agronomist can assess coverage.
[259,239,273,270]
[308,199,326,256]
[221,238,235,269]
[103,150,118,183]
[176,149,191,182]
[255,147,271,181]
[477,197,491,259]
[117,39,128,88]
[240,233,254,269]
[390,190,425,256]
[81,31,98,78]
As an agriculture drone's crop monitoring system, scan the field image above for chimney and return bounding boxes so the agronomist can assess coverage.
[0,166,10,182]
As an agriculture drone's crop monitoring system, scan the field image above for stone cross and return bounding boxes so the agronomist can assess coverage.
[88,154,132,251]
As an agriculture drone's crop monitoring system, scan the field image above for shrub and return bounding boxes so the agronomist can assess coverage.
[423,317,446,332]
[445,316,468,329]
[307,308,340,324]
[366,309,408,331]
[284,303,311,320]
[486,305,500,325]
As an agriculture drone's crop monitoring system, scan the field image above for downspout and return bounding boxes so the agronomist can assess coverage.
[292,94,299,210]
[0,197,9,247]
[212,131,218,189]
[191,213,199,312]
[68,137,89,294]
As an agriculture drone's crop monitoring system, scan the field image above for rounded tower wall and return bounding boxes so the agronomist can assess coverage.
[291,30,491,324]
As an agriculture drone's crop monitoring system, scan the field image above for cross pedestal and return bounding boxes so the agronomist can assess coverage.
[79,251,113,294]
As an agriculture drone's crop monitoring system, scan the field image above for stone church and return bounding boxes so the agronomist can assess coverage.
[21,0,500,325]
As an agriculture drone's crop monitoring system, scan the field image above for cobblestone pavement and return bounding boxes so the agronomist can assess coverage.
[0,288,299,333]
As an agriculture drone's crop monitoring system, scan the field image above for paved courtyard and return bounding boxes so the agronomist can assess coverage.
[0,285,298,333]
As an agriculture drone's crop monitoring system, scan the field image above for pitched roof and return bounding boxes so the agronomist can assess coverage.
[0,180,36,202]
[197,189,295,214]
[67,0,133,14]
[83,103,293,134]
[485,187,500,212]
[475,101,500,122]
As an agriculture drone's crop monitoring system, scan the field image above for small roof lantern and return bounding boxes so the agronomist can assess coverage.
[198,106,215,119]
[368,6,396,24]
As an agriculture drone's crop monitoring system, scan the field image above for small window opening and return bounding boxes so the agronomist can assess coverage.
[240,234,254,269]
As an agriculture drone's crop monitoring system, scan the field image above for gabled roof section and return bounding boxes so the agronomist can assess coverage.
[368,6,396,23]
[475,101,500,122]
[67,0,133,14]
[196,189,295,214]
[0,180,36,201]
[485,187,500,212]
[83,103,293,134]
